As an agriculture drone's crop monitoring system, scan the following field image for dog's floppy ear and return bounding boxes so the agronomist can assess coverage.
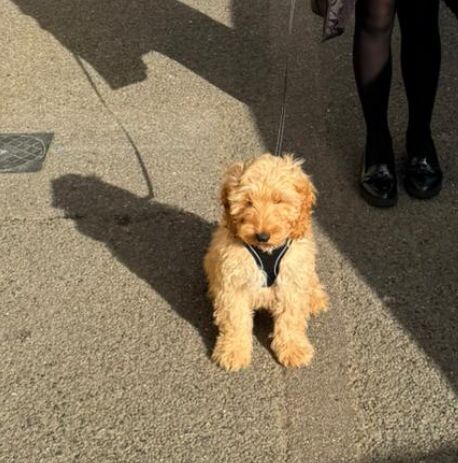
[290,172,317,239]
[220,161,244,211]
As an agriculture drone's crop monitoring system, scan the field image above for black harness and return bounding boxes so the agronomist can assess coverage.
[244,240,292,287]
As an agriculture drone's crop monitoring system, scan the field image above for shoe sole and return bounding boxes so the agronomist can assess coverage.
[404,180,442,200]
[359,185,398,208]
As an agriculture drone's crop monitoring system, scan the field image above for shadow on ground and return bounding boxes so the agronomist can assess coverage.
[51,174,216,352]
[365,445,458,463]
[13,0,282,149]
[17,0,457,393]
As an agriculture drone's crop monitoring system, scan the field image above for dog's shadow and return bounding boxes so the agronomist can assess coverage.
[52,174,275,355]
[52,174,216,351]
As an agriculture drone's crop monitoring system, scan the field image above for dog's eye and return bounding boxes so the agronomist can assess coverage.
[246,200,253,207]
[274,197,283,204]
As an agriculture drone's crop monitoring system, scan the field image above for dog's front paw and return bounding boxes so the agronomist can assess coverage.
[212,337,251,372]
[272,339,315,368]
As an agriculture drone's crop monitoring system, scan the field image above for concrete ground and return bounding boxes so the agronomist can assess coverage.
[1,1,457,462]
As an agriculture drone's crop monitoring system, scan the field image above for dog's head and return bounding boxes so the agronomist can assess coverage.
[221,154,316,250]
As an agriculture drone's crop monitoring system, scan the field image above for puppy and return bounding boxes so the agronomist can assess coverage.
[204,154,328,371]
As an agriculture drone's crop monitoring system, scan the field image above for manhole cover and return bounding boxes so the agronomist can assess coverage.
[0,133,53,173]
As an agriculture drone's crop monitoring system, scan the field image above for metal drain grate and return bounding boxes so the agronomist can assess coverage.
[0,133,53,173]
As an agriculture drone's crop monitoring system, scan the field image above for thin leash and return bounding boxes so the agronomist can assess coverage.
[274,0,297,157]
[73,54,155,200]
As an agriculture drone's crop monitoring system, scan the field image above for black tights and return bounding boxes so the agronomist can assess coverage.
[353,0,441,165]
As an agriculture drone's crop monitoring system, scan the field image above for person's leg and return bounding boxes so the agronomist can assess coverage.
[398,0,441,153]
[354,0,397,166]
[397,0,443,198]
[353,0,398,206]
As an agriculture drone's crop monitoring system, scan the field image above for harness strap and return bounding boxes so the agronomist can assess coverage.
[245,240,292,287]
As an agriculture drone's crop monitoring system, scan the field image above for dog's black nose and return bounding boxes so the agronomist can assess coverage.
[256,232,270,243]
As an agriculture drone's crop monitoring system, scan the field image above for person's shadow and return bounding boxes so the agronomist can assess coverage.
[12,0,283,150]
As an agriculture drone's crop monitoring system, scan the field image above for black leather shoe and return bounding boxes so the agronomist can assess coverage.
[404,155,443,199]
[360,161,398,208]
